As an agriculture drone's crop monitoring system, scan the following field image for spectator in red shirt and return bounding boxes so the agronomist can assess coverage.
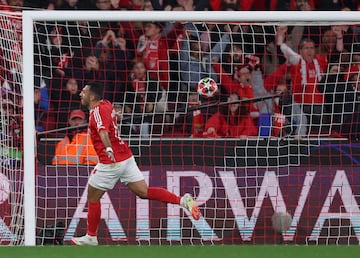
[136,21,180,89]
[212,59,262,121]
[0,0,24,11]
[71,81,201,246]
[203,92,258,138]
[123,58,168,137]
[276,26,328,134]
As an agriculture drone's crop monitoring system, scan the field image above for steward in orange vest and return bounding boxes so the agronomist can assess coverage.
[52,131,98,165]
[52,109,98,165]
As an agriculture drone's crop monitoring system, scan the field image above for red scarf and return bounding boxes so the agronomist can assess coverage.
[272,103,286,137]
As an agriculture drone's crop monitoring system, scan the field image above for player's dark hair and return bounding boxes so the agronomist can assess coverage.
[86,81,103,100]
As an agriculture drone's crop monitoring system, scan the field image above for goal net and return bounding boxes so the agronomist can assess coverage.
[1,10,360,245]
[0,11,24,245]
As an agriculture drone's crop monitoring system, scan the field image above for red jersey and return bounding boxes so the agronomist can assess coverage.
[212,63,259,114]
[204,112,258,138]
[88,100,133,164]
[136,24,182,89]
[290,55,327,104]
[137,34,169,88]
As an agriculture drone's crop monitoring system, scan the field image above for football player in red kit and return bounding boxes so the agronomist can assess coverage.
[71,81,200,246]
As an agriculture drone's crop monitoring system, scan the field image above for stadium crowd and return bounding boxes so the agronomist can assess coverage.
[0,0,360,164]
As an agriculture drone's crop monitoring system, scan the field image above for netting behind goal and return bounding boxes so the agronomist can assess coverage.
[1,10,360,245]
[0,11,24,245]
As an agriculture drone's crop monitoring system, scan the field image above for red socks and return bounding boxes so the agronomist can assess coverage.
[87,201,101,236]
[147,187,181,204]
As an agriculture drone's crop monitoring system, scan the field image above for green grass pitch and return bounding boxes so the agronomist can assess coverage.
[2,245,360,258]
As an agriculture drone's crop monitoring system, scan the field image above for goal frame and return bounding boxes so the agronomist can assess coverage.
[22,10,360,246]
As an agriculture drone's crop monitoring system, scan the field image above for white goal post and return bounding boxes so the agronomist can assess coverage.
[21,10,360,246]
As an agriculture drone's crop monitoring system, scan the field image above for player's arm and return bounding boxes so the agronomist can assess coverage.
[99,130,115,162]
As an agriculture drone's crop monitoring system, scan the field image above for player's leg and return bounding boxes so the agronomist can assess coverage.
[122,157,179,203]
[123,157,201,220]
[127,180,180,203]
[86,185,105,236]
[127,180,201,220]
[70,185,105,246]
[71,165,115,246]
